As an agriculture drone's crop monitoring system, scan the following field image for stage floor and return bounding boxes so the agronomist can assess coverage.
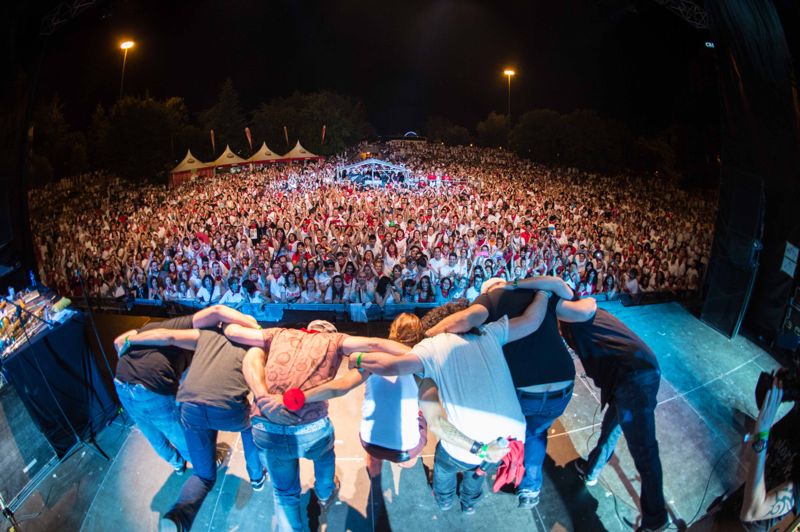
[4,301,786,531]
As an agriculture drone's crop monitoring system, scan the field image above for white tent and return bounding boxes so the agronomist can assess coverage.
[282,140,323,160]
[212,145,246,167]
[246,142,283,164]
[170,150,213,186]
[171,150,210,174]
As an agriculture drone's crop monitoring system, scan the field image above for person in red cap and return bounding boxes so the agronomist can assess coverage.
[223,319,409,532]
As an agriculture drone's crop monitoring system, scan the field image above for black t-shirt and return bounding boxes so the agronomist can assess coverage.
[115,315,195,396]
[559,308,659,406]
[473,288,575,388]
[176,330,250,409]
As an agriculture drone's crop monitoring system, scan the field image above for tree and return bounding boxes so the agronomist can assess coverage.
[426,116,471,146]
[199,78,247,155]
[509,109,566,164]
[252,91,373,156]
[92,96,174,181]
[476,112,509,148]
[30,96,87,185]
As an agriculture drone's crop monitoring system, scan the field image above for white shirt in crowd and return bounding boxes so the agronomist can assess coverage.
[360,374,421,451]
[411,316,526,465]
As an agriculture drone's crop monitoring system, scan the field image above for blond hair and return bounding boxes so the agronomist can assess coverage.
[389,313,424,347]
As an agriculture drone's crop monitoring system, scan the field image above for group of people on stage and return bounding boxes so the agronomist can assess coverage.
[112,273,688,532]
[30,142,712,311]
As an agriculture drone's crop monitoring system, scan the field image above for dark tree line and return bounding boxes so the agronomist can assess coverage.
[29,78,373,184]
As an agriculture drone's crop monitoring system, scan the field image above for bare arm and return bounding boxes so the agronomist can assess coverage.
[556,297,597,323]
[127,328,200,351]
[350,352,423,376]
[223,324,268,347]
[418,378,508,462]
[242,347,269,397]
[340,335,410,356]
[304,369,369,403]
[193,304,259,329]
[113,329,138,354]
[741,383,795,521]
[425,303,489,337]
[506,291,549,344]
[508,275,574,300]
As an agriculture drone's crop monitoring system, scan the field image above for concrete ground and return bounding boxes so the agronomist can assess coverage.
[3,301,785,531]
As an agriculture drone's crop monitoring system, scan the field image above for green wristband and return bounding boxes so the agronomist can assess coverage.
[356,352,364,369]
[756,430,770,440]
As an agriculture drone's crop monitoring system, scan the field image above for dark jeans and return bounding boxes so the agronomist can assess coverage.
[165,402,264,530]
[251,417,336,532]
[432,442,495,508]
[585,369,667,529]
[516,384,573,493]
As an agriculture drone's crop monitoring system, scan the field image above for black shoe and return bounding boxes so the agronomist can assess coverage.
[517,489,540,509]
[159,515,183,532]
[574,458,598,486]
[635,517,670,532]
[251,468,268,492]
[318,476,340,511]
[461,491,484,515]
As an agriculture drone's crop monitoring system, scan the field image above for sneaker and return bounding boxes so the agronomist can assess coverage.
[517,489,540,509]
[318,476,340,511]
[159,515,183,532]
[433,491,454,512]
[215,449,226,469]
[574,458,598,486]
[251,468,268,492]
[173,460,187,476]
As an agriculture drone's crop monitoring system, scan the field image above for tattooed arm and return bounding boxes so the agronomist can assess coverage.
[740,381,796,522]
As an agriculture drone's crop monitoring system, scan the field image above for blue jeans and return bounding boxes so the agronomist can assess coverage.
[516,385,573,493]
[432,442,495,508]
[584,369,666,529]
[114,379,189,469]
[251,417,336,532]
[165,402,264,530]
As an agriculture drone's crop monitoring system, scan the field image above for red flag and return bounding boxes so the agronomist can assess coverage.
[210,129,216,155]
[283,126,289,146]
[321,124,327,145]
[245,127,253,151]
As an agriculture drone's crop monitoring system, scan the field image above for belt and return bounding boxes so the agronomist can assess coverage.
[251,416,328,435]
[517,382,574,400]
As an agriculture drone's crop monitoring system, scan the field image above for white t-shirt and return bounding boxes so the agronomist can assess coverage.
[360,375,420,451]
[411,317,526,465]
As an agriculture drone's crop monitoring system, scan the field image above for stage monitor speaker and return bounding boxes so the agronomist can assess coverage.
[701,168,764,338]
[0,377,58,508]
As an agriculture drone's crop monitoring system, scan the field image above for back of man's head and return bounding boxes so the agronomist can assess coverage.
[307,320,338,333]
[420,299,471,333]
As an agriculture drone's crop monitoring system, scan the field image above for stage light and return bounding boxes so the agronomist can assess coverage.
[705,41,715,49]
[120,40,135,50]
[503,69,515,76]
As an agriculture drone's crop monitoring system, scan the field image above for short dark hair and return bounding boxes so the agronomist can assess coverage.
[420,299,471,332]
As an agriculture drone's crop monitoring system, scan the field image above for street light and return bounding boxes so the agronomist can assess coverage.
[503,69,515,120]
[119,40,135,99]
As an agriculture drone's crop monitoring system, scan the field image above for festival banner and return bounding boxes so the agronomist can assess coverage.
[210,129,216,155]
[245,127,253,151]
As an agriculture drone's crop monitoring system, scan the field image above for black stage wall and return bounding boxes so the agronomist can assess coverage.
[703,0,800,339]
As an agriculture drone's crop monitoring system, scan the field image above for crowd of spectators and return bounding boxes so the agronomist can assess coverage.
[28,142,716,311]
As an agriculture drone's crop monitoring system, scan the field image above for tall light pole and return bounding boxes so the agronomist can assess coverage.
[503,69,515,120]
[119,40,135,99]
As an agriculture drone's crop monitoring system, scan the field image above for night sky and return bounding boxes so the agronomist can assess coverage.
[13,0,718,135]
